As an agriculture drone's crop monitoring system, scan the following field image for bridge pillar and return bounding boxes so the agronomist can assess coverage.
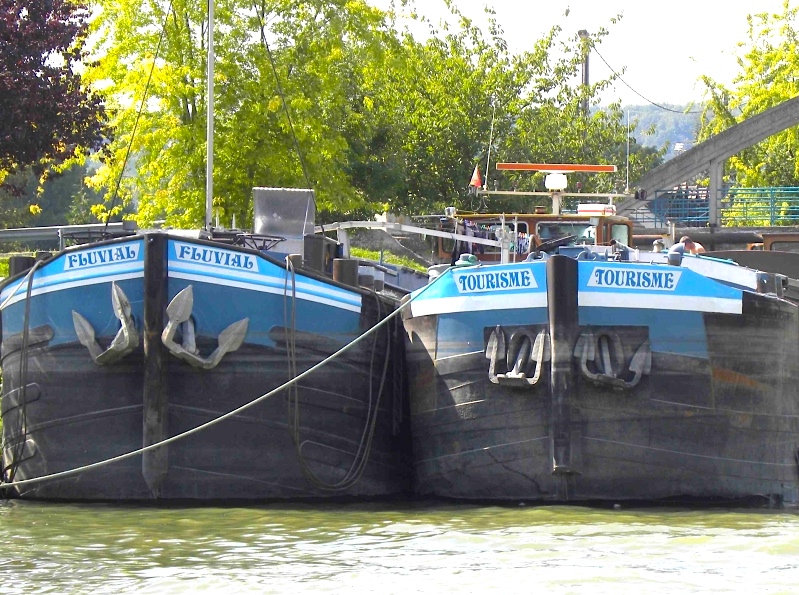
[708,157,723,227]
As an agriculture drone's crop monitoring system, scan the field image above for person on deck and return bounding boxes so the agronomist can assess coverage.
[668,236,705,256]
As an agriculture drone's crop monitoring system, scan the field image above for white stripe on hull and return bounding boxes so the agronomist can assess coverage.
[411,293,547,317]
[578,292,742,314]
[170,271,362,313]
[0,271,144,309]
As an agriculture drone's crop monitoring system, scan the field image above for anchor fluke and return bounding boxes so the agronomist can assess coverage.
[72,310,103,361]
[165,285,194,325]
[574,329,651,391]
[486,326,507,384]
[72,282,139,365]
[161,284,249,369]
[486,326,550,388]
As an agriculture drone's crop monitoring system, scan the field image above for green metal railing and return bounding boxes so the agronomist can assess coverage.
[720,187,799,226]
[635,187,799,227]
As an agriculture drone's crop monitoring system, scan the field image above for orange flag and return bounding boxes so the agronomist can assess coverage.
[469,165,483,188]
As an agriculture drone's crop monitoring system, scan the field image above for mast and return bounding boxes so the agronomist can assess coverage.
[205,0,214,230]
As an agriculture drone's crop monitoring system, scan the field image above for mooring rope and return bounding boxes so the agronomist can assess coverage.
[283,257,392,491]
[0,265,451,491]
[334,292,390,490]
[285,263,391,491]
[1,260,43,483]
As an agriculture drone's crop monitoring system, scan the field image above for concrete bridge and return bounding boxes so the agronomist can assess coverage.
[616,95,799,226]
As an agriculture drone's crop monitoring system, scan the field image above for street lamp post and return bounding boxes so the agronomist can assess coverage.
[578,29,590,118]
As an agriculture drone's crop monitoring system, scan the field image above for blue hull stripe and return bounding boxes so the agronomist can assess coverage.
[409,262,548,317]
[0,267,144,309]
[169,259,359,308]
[169,271,362,313]
[0,258,362,315]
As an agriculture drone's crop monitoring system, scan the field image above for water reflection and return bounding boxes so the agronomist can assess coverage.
[2,500,799,593]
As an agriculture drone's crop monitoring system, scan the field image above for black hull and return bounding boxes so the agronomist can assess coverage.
[159,332,409,501]
[3,330,409,502]
[404,258,799,504]
[1,235,410,501]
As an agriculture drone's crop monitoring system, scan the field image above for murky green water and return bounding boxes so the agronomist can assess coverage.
[2,500,798,594]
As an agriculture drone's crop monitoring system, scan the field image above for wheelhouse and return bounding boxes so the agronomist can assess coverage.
[433,212,634,263]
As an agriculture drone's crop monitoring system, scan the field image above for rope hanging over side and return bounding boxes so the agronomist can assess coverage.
[0,268,451,492]
[284,254,392,491]
[2,260,43,486]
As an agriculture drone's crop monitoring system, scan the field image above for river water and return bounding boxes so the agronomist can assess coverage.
[2,500,798,594]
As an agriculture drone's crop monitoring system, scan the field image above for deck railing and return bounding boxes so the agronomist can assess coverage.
[637,187,799,227]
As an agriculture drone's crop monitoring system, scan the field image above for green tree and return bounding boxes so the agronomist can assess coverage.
[0,170,44,229]
[85,0,402,227]
[0,164,107,232]
[345,3,662,216]
[85,0,661,227]
[489,21,664,212]
[698,1,799,187]
[0,0,108,183]
[363,5,529,215]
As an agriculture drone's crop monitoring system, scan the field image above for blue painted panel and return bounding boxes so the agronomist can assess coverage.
[0,239,146,346]
[410,262,548,317]
[578,261,742,314]
[166,239,365,347]
[436,308,548,359]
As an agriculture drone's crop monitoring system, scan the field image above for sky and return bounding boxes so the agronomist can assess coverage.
[370,0,791,106]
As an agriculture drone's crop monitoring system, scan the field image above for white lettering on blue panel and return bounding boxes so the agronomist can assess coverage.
[174,242,256,271]
[587,267,681,291]
[64,243,140,270]
[453,268,537,293]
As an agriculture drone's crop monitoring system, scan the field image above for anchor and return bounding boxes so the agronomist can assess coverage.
[486,325,550,387]
[161,285,249,369]
[72,282,139,365]
[573,329,651,391]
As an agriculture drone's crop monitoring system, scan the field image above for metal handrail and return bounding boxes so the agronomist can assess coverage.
[639,187,799,228]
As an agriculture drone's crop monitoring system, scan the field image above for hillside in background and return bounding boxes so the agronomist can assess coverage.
[623,104,703,160]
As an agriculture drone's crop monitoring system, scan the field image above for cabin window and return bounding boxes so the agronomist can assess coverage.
[441,219,530,256]
[536,222,596,244]
[610,224,631,245]
[768,241,799,253]
[478,221,530,254]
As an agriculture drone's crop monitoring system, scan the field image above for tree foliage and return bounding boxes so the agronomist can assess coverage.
[0,0,108,180]
[86,0,400,226]
[85,0,661,228]
[698,1,799,187]
[0,163,106,235]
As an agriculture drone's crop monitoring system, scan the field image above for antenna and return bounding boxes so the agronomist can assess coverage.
[625,110,630,193]
[494,163,618,215]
